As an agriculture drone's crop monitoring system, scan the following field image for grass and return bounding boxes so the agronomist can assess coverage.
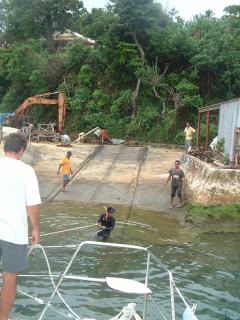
[187,203,240,223]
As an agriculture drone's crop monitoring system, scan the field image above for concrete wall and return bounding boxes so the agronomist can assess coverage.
[181,155,240,206]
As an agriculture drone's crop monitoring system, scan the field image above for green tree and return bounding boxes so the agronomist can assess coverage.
[110,0,169,114]
[189,14,240,100]
[0,0,7,40]
[79,8,118,46]
[3,0,84,53]
[0,47,11,102]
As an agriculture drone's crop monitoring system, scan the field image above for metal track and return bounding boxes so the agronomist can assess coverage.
[43,145,148,216]
[86,144,126,205]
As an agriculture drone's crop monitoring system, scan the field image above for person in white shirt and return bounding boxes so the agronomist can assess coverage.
[0,133,41,320]
[184,122,196,154]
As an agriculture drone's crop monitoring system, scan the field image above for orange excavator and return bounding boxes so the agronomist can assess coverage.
[14,91,66,133]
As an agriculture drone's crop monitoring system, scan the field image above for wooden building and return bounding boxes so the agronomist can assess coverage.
[53,29,95,49]
[197,98,240,164]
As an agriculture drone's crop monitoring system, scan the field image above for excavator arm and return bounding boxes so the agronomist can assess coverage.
[58,91,66,134]
[14,91,66,133]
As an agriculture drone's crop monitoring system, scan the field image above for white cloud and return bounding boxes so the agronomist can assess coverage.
[83,0,109,12]
[84,0,240,20]
[155,0,240,20]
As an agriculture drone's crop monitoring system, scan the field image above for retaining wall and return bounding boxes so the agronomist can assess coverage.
[181,155,240,206]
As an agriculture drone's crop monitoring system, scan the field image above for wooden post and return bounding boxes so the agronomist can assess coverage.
[233,127,240,165]
[196,111,201,147]
[205,111,210,151]
[0,125,2,143]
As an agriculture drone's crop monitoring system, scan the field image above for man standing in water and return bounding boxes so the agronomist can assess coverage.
[57,151,73,192]
[95,207,116,239]
[184,121,196,154]
[0,133,41,320]
[165,160,185,208]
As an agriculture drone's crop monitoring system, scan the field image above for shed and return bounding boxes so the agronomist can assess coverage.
[196,98,240,163]
[53,29,95,49]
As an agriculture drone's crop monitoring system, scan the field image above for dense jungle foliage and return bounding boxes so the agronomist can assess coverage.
[0,0,239,144]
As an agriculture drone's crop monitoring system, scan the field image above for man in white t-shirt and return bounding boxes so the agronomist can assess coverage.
[0,133,41,320]
[184,121,196,154]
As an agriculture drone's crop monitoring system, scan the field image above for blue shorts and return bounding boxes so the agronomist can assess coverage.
[0,240,28,272]
[63,174,71,181]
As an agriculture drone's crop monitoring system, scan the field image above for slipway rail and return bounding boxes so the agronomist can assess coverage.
[45,145,148,218]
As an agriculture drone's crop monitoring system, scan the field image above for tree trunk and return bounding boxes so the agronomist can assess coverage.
[131,30,145,115]
[162,100,166,115]
[168,86,182,110]
[131,79,141,116]
[152,86,166,116]
[45,14,56,54]
[132,31,145,60]
[152,86,160,98]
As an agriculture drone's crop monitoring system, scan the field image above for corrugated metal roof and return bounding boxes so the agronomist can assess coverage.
[198,97,240,113]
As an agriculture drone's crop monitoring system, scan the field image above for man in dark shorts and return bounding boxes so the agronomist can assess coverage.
[0,133,41,319]
[95,207,116,239]
[165,160,185,208]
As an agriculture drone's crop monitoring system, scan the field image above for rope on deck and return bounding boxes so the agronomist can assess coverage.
[109,303,138,320]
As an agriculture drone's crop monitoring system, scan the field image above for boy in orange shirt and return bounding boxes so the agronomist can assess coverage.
[57,151,73,192]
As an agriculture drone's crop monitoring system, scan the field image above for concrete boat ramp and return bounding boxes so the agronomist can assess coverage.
[27,143,187,222]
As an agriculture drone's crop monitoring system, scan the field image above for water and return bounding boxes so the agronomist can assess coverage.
[8,202,240,319]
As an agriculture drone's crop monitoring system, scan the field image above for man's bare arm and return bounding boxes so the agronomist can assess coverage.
[165,174,171,187]
[27,204,40,245]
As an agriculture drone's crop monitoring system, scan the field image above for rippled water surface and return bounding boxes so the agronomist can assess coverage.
[8,202,240,319]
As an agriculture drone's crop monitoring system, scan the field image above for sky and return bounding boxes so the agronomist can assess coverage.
[84,0,240,21]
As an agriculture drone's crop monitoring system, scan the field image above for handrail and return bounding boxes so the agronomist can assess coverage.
[19,241,198,320]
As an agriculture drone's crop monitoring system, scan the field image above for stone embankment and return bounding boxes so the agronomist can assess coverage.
[182,154,240,206]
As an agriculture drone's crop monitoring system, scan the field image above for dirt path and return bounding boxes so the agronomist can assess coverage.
[0,142,187,222]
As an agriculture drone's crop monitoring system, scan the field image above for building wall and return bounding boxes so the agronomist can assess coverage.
[218,99,240,161]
